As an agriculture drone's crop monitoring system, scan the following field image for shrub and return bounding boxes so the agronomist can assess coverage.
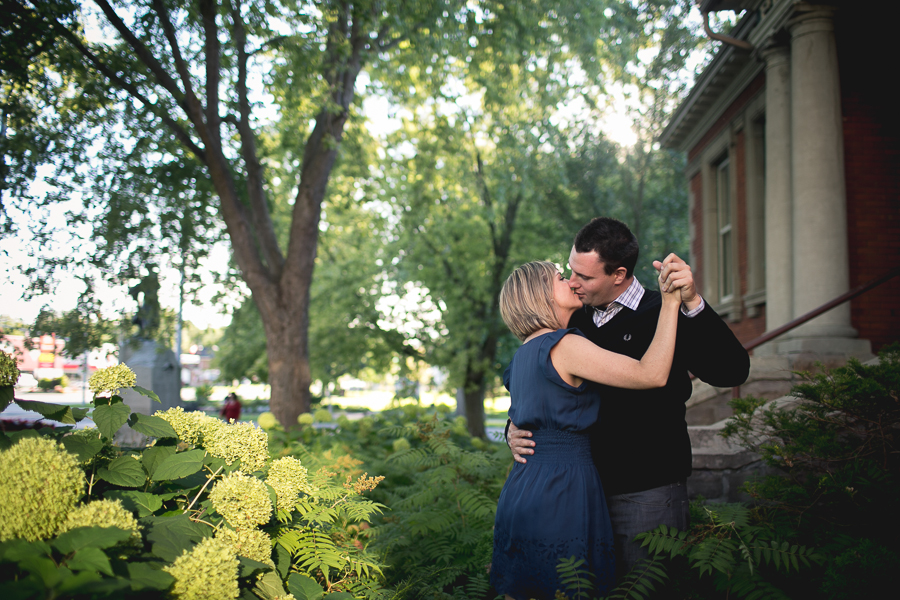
[596,344,900,600]
[722,344,900,547]
[0,437,86,541]
[269,406,508,599]
[38,377,61,391]
[0,363,388,599]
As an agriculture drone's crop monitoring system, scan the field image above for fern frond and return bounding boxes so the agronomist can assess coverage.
[689,536,737,577]
[291,530,345,574]
[637,524,690,559]
[717,563,792,600]
[387,447,443,469]
[556,556,594,600]
[457,488,498,520]
[604,556,668,600]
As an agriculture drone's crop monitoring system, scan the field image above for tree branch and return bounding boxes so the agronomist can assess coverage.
[150,0,207,130]
[91,0,186,106]
[199,0,222,142]
[49,20,205,161]
[229,0,284,275]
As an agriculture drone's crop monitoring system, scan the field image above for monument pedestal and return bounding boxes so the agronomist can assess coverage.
[116,339,182,446]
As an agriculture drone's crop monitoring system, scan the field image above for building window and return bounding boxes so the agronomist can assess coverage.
[716,157,733,301]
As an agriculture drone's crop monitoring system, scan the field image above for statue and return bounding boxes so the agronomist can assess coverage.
[128,270,161,337]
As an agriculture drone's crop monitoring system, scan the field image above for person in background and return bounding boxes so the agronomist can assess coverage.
[220,392,242,422]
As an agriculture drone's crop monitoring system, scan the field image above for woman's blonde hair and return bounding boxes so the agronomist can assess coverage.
[499,261,564,341]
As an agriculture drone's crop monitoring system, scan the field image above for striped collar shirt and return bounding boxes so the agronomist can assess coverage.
[592,277,645,327]
[591,277,707,327]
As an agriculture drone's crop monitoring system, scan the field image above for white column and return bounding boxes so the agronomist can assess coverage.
[784,6,861,349]
[762,45,793,332]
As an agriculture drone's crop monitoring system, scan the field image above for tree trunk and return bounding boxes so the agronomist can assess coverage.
[460,326,501,438]
[461,367,487,439]
[259,295,312,427]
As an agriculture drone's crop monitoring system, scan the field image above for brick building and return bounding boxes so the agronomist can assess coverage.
[660,0,900,361]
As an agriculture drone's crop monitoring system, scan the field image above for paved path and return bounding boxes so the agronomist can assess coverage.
[2,390,95,429]
[3,391,506,441]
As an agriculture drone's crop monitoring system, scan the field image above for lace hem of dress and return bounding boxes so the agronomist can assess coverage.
[490,527,615,600]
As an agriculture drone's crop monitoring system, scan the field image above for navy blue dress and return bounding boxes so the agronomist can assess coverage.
[491,329,615,599]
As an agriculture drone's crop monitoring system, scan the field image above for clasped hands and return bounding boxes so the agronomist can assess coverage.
[654,253,700,311]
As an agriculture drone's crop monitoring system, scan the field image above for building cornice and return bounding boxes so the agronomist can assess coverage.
[660,1,837,153]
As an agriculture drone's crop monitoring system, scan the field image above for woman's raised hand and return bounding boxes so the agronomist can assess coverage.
[653,253,701,309]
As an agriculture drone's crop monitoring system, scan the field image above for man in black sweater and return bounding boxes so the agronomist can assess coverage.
[508,217,750,578]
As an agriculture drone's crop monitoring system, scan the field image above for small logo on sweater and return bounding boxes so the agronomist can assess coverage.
[623,334,632,341]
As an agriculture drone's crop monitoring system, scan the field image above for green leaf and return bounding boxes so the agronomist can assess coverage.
[19,556,64,588]
[322,594,354,600]
[128,413,177,438]
[55,569,108,594]
[61,434,104,462]
[144,514,209,562]
[170,470,209,489]
[152,449,206,481]
[253,570,288,600]
[97,455,147,487]
[275,543,291,580]
[92,403,131,438]
[287,573,324,600]
[7,429,39,442]
[53,527,132,554]
[0,432,10,451]
[0,539,52,561]
[126,562,175,591]
[204,454,227,472]
[105,490,164,517]
[238,555,272,578]
[142,444,177,479]
[13,399,76,424]
[65,546,113,576]
[133,385,161,403]
[0,386,13,411]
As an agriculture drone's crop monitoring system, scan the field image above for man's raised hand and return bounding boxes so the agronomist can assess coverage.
[653,253,701,311]
[507,421,535,464]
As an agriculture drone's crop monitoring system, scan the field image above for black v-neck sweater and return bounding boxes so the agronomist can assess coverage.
[567,290,750,496]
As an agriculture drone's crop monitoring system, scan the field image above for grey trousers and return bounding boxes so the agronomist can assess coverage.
[606,480,690,581]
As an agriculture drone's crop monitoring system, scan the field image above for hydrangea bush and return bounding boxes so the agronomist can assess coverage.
[0,363,388,599]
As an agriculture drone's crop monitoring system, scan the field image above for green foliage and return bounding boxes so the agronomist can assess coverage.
[193,384,213,405]
[722,345,900,539]
[27,288,116,358]
[270,405,508,599]
[555,556,595,600]
[37,376,67,391]
[602,557,669,600]
[0,363,391,598]
[713,343,900,598]
[0,350,19,388]
[625,505,822,600]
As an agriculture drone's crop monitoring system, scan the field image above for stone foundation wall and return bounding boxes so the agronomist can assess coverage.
[687,419,770,503]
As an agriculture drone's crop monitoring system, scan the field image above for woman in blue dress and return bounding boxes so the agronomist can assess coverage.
[490,261,682,600]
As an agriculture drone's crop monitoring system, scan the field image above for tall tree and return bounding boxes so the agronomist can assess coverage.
[382,110,572,437]
[375,0,620,436]
[5,0,468,427]
[377,0,706,435]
